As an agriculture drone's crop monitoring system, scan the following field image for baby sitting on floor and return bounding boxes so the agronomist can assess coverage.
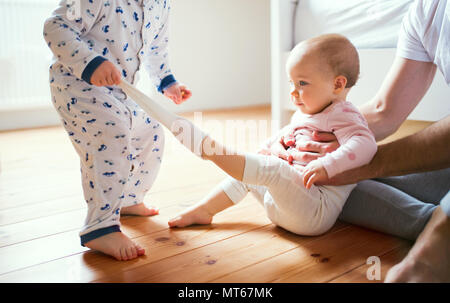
[120,33,378,236]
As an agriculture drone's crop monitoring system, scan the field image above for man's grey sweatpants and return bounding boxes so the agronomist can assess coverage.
[339,168,450,241]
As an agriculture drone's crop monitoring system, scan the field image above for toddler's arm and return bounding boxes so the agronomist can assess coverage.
[43,0,108,85]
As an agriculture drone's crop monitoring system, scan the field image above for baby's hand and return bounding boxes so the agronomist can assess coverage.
[90,60,121,87]
[302,160,329,189]
[164,83,192,104]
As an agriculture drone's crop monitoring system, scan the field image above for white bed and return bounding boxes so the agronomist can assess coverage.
[270,0,450,130]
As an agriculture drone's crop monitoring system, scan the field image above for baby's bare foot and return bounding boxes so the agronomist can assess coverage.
[168,205,213,228]
[84,232,145,261]
[121,203,159,216]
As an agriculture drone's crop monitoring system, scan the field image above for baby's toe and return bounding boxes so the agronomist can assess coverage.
[168,216,182,227]
[129,246,137,259]
[120,247,130,261]
[135,244,145,256]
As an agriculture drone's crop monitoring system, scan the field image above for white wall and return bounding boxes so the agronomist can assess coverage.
[0,0,271,130]
[137,0,271,113]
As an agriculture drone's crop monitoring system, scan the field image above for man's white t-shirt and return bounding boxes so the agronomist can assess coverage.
[397,0,450,85]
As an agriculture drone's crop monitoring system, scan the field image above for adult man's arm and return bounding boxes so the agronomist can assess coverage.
[360,57,437,141]
[293,57,436,155]
[320,115,450,185]
[317,57,450,185]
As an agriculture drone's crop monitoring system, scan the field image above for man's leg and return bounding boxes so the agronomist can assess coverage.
[374,168,450,204]
[339,169,450,241]
[385,191,450,282]
[339,180,436,240]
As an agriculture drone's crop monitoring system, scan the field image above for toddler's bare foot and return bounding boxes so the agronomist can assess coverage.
[168,205,213,228]
[84,232,145,261]
[121,203,159,216]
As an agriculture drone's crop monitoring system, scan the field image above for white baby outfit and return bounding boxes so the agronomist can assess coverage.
[114,80,378,236]
[43,0,175,244]
[221,102,378,236]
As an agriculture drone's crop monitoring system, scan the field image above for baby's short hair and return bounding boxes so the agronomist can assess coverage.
[298,34,360,88]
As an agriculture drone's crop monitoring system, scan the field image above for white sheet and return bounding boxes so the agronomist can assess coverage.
[294,0,414,48]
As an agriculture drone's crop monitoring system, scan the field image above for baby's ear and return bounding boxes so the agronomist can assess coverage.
[334,76,347,91]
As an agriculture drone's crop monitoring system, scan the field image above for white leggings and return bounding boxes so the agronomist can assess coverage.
[117,81,355,236]
[220,153,356,236]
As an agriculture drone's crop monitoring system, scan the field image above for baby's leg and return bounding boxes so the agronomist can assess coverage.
[119,81,251,181]
[51,82,145,261]
[117,83,347,234]
[119,81,207,156]
[168,181,235,227]
[169,176,266,228]
[242,154,355,235]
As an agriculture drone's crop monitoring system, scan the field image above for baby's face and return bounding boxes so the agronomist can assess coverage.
[287,52,337,115]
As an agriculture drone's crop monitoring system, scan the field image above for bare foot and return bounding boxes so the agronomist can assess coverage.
[385,206,450,282]
[121,203,159,216]
[84,232,145,261]
[168,205,213,228]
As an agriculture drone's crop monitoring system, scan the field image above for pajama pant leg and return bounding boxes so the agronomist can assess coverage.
[222,154,354,236]
[50,78,163,245]
[339,168,450,241]
[119,97,164,207]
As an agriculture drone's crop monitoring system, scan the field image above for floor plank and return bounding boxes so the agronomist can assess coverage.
[95,222,349,283]
[211,225,410,283]
[0,199,270,282]
[0,180,224,247]
[329,244,411,283]
[0,105,431,283]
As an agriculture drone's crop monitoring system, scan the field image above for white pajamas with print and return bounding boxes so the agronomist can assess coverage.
[43,0,175,244]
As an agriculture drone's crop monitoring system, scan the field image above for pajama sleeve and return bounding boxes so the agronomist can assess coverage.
[317,105,378,178]
[43,0,106,84]
[144,4,177,93]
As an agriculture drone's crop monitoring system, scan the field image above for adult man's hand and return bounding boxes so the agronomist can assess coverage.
[292,130,340,161]
[301,131,340,154]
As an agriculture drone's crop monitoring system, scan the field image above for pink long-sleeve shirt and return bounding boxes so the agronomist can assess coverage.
[268,101,378,178]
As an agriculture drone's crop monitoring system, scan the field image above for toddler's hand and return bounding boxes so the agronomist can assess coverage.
[164,83,192,105]
[302,160,329,189]
[90,60,121,87]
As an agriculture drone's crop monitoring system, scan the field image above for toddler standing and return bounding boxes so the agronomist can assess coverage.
[43,0,191,261]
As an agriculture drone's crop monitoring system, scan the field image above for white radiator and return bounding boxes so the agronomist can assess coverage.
[0,0,56,111]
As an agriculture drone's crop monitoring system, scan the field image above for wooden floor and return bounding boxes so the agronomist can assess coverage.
[0,105,431,283]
